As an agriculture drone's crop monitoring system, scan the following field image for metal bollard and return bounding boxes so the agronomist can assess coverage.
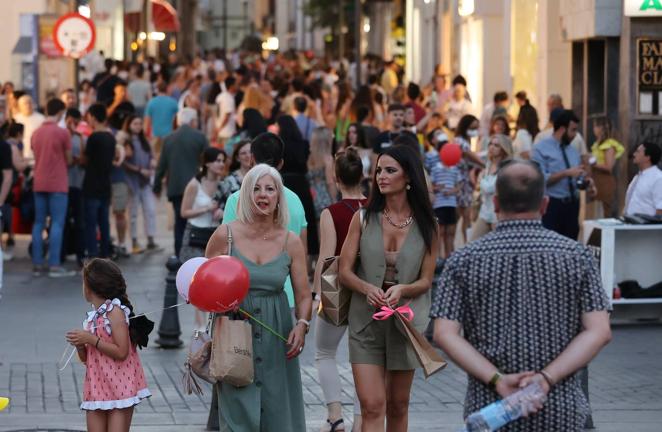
[155,256,183,348]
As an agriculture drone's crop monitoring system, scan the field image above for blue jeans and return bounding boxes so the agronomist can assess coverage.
[32,192,68,267]
[84,197,111,258]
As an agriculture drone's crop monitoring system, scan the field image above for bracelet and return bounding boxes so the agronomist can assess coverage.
[488,371,503,391]
[95,337,101,349]
[296,318,310,333]
[539,369,555,387]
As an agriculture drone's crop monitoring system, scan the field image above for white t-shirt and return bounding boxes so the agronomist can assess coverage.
[446,98,473,130]
[513,129,533,159]
[215,91,236,138]
[14,112,45,159]
[625,166,662,216]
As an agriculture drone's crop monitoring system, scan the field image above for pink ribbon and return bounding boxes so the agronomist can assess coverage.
[372,304,415,322]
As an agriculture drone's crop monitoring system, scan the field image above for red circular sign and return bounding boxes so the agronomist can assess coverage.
[52,13,96,59]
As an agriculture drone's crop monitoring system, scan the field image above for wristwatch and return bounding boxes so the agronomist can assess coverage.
[488,371,503,391]
[296,318,310,334]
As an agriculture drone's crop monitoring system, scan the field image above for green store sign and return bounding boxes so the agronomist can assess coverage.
[625,0,662,16]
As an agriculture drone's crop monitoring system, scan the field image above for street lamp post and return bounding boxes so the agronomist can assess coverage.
[155,256,184,348]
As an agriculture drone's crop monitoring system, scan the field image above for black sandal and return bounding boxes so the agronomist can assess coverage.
[326,418,345,432]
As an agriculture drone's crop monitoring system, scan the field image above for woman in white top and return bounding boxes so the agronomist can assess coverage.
[470,134,513,241]
[512,103,540,160]
[445,84,473,131]
[179,147,226,328]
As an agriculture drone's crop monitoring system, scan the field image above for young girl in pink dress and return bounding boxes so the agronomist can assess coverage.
[66,258,151,432]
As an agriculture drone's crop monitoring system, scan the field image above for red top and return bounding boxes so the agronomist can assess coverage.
[31,121,72,193]
[327,199,368,256]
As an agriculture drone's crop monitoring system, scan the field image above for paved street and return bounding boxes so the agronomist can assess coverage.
[1,205,661,432]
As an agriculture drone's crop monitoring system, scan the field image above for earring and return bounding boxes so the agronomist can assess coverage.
[406,184,411,191]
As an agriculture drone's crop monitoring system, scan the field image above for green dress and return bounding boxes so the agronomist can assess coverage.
[216,229,306,432]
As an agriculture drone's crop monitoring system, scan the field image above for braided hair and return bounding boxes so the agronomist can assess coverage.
[83,258,133,313]
[83,259,152,347]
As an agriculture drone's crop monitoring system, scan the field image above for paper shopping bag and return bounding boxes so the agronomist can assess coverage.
[320,256,352,326]
[210,316,254,387]
[395,312,447,378]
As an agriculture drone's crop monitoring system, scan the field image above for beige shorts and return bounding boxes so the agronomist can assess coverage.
[348,318,419,370]
[112,182,129,212]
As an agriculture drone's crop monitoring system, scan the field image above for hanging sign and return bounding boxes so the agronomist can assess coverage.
[52,13,96,59]
[637,39,662,115]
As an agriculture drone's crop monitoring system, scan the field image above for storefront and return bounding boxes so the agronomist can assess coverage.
[561,0,662,212]
[433,0,569,123]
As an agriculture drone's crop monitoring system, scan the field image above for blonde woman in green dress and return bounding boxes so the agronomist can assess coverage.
[206,163,312,432]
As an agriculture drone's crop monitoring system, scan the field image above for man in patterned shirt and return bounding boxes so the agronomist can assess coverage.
[431,160,611,431]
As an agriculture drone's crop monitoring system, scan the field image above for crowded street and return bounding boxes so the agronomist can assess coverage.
[0,210,661,431]
[1,1,662,431]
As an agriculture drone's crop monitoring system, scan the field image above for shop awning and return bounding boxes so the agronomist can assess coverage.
[124,0,180,33]
[151,0,180,32]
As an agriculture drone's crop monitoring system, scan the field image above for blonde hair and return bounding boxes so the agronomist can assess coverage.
[308,127,334,169]
[490,133,513,159]
[237,164,289,228]
[242,85,264,111]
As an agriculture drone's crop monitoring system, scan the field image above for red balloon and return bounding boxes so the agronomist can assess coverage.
[439,143,463,167]
[188,256,250,313]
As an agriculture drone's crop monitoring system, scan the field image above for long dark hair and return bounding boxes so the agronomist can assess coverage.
[196,147,225,181]
[277,114,309,173]
[516,103,540,138]
[122,114,150,154]
[242,108,267,139]
[344,122,367,149]
[455,114,478,141]
[366,145,437,252]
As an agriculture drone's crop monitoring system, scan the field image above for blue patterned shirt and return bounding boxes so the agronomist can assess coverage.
[430,219,609,431]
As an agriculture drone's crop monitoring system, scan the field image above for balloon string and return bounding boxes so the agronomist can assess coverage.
[58,301,188,371]
[57,345,77,372]
[238,307,289,343]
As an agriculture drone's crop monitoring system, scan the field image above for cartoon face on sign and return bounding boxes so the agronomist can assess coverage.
[53,14,95,59]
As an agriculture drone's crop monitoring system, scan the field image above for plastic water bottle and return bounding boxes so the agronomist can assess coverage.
[459,382,546,431]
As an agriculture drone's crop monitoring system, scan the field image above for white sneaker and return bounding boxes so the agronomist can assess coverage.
[48,266,76,278]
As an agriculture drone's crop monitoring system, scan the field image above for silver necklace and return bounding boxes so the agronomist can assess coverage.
[383,208,413,229]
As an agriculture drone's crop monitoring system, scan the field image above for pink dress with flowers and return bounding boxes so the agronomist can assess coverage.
[81,298,151,410]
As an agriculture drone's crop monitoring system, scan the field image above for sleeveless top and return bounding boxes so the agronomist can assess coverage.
[349,212,429,333]
[189,179,215,228]
[327,199,367,255]
[383,250,399,290]
[81,299,150,409]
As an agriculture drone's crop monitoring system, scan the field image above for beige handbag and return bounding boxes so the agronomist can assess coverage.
[182,321,216,395]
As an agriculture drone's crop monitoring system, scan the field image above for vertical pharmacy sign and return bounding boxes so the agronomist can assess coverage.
[625,0,662,16]
[52,12,96,59]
